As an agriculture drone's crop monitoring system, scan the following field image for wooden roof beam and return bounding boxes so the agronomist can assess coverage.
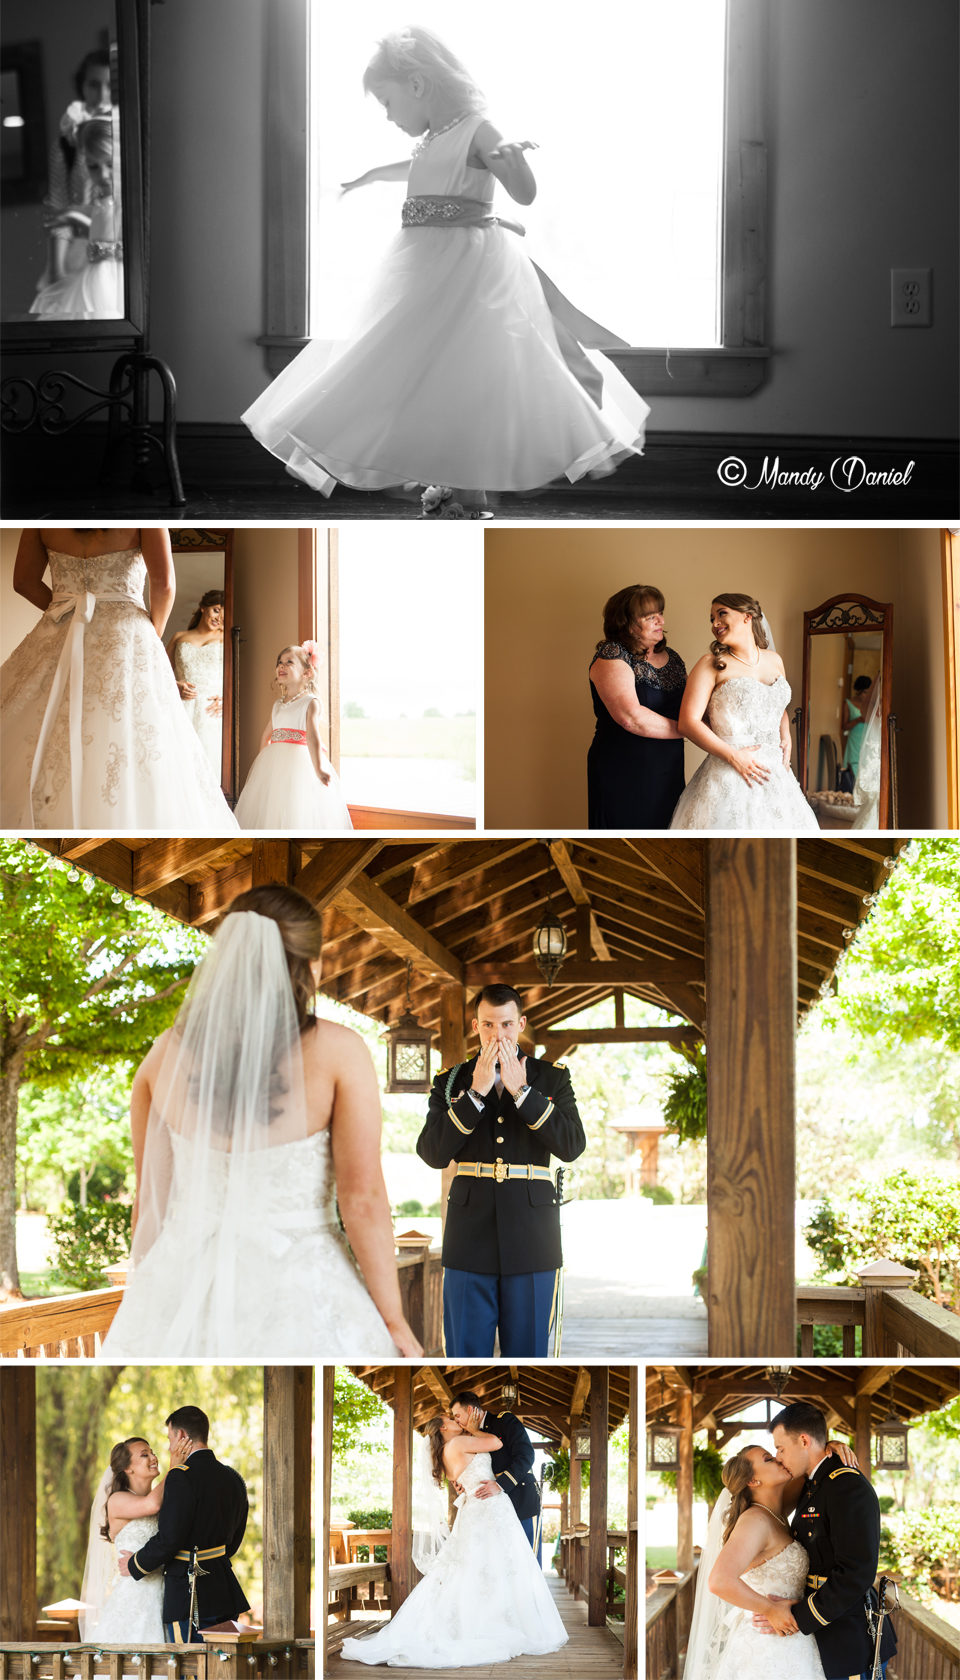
[336,871,464,983]
[464,958,701,987]
[295,840,386,909]
[626,840,704,912]
[548,840,612,961]
[132,839,242,895]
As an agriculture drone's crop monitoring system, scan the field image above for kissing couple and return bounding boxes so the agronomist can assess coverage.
[341,1392,568,1668]
[80,1406,249,1644]
[686,1400,897,1680]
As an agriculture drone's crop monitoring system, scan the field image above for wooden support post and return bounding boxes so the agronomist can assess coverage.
[322,1367,335,1641]
[438,983,468,1233]
[706,839,797,1356]
[0,1369,37,1640]
[570,1440,582,1530]
[859,1260,917,1357]
[263,1367,312,1639]
[392,1368,415,1609]
[588,1367,610,1628]
[855,1393,873,1484]
[614,990,624,1028]
[677,1389,694,1575]
[624,1366,639,1680]
[251,841,299,886]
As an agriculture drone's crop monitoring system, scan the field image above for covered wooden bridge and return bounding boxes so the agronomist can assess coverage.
[5,834,957,1361]
[645,1363,960,1680]
[0,1366,313,1676]
[323,1363,637,1679]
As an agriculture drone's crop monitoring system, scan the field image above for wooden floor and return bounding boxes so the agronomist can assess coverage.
[562,1314,708,1358]
[327,1575,625,1679]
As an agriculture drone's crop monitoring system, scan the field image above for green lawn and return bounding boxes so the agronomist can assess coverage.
[342,715,476,775]
[646,1546,679,1571]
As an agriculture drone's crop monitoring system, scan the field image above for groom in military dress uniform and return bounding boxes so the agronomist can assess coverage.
[120,1405,249,1644]
[417,984,585,1357]
[450,1391,542,1551]
[768,1401,897,1680]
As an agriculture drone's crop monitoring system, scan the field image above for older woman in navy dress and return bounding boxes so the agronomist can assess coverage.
[587,584,687,828]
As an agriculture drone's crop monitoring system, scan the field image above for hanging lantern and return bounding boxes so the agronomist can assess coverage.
[500,1378,519,1409]
[875,1386,909,1470]
[574,1426,592,1462]
[382,962,433,1094]
[532,906,567,986]
[765,1364,792,1402]
[646,1423,682,1472]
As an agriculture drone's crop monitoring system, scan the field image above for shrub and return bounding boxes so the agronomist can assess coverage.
[880,1504,960,1600]
[660,1442,724,1506]
[804,1171,960,1312]
[346,1506,393,1563]
[46,1199,131,1290]
[641,1184,675,1205]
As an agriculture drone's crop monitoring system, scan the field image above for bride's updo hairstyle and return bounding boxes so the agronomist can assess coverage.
[719,1445,762,1545]
[422,1416,449,1487]
[275,643,322,700]
[710,593,768,671]
[225,884,323,1034]
[99,1437,150,1538]
[362,26,486,114]
[600,584,667,655]
[187,589,224,631]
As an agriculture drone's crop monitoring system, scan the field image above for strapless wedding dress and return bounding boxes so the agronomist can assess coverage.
[696,1540,826,1680]
[101,1129,397,1358]
[92,1517,165,1642]
[341,1453,568,1668]
[173,639,224,775]
[670,675,820,832]
[0,551,237,831]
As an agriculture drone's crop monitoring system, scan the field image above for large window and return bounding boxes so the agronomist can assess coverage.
[309,2,726,349]
[336,525,479,820]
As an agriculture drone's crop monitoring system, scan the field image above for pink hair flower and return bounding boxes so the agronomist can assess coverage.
[301,639,320,669]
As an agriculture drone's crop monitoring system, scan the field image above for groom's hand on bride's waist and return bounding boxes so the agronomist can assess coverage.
[752,1596,799,1636]
[117,1550,133,1578]
[473,1480,502,1500]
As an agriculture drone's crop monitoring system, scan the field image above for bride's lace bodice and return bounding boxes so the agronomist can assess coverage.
[166,1127,339,1230]
[742,1539,810,1599]
[456,1453,495,1494]
[706,674,790,751]
[46,548,147,607]
[112,1516,159,1556]
[175,639,223,689]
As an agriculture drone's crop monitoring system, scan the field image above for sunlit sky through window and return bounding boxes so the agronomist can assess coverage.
[310,2,726,348]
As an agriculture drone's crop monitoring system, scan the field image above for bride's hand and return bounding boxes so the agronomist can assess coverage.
[389,1319,424,1357]
[828,1439,859,1469]
[727,746,769,787]
[169,1437,191,1467]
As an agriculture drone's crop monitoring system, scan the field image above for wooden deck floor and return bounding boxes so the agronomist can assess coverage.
[561,1315,708,1358]
[327,1574,625,1679]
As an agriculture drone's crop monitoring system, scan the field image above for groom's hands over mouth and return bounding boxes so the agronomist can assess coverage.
[496,1038,527,1098]
[752,1596,799,1635]
[470,1039,500,1097]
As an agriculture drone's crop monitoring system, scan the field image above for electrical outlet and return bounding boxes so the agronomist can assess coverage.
[891,267,932,327]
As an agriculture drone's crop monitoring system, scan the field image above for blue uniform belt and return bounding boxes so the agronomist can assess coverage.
[175,1544,227,1561]
[806,1573,828,1586]
[455,1161,553,1184]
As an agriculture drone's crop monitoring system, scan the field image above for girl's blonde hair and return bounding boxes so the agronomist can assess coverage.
[363,26,486,113]
[275,643,322,699]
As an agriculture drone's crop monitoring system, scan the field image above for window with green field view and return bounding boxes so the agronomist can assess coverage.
[337,526,479,818]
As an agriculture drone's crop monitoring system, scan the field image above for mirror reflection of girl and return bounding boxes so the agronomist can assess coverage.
[242,25,649,518]
[235,642,353,830]
[31,119,123,319]
[38,49,112,293]
[167,590,225,775]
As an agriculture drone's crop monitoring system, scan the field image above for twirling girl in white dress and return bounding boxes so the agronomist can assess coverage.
[100,884,420,1359]
[670,593,820,832]
[30,119,124,320]
[341,1413,568,1667]
[79,1436,173,1644]
[242,26,649,516]
[234,642,352,830]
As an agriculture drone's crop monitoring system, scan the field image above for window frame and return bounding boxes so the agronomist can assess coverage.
[259,0,769,395]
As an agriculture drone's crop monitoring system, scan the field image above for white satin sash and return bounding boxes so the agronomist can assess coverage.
[29,587,142,823]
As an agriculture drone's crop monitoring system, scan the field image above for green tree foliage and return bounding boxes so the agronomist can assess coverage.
[805,1171,960,1311]
[46,1201,131,1290]
[829,839,960,1051]
[659,1441,724,1506]
[0,842,204,1290]
[333,1368,391,1458]
[18,1067,134,1211]
[879,1504,960,1602]
[36,1366,267,1610]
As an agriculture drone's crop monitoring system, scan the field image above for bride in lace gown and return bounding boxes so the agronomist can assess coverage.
[101,884,421,1360]
[167,591,225,777]
[341,1415,568,1667]
[686,1441,860,1680]
[671,594,819,833]
[1,529,237,831]
[79,1438,168,1643]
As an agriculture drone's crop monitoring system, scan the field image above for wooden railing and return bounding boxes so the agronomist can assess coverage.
[0,1248,443,1360]
[797,1264,960,1359]
[888,1591,960,1680]
[645,1569,696,1680]
[558,1528,627,1619]
[327,1562,392,1658]
[0,1643,314,1680]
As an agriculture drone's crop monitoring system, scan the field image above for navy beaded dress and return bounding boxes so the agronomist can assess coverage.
[587,641,686,828]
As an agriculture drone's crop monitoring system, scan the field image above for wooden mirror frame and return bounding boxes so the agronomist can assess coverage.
[170,528,236,805]
[1,0,147,352]
[798,593,894,827]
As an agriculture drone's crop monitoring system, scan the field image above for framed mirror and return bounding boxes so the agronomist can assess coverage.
[169,531,236,805]
[1,0,145,347]
[798,593,895,829]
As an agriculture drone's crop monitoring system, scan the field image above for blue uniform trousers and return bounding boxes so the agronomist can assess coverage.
[164,1615,220,1643]
[443,1267,558,1356]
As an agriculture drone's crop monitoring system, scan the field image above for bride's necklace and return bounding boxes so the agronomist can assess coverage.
[767,1509,792,1532]
[724,644,760,668]
[412,112,469,155]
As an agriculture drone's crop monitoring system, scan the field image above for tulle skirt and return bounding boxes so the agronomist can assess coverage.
[235,742,353,831]
[30,258,123,319]
[242,223,649,493]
